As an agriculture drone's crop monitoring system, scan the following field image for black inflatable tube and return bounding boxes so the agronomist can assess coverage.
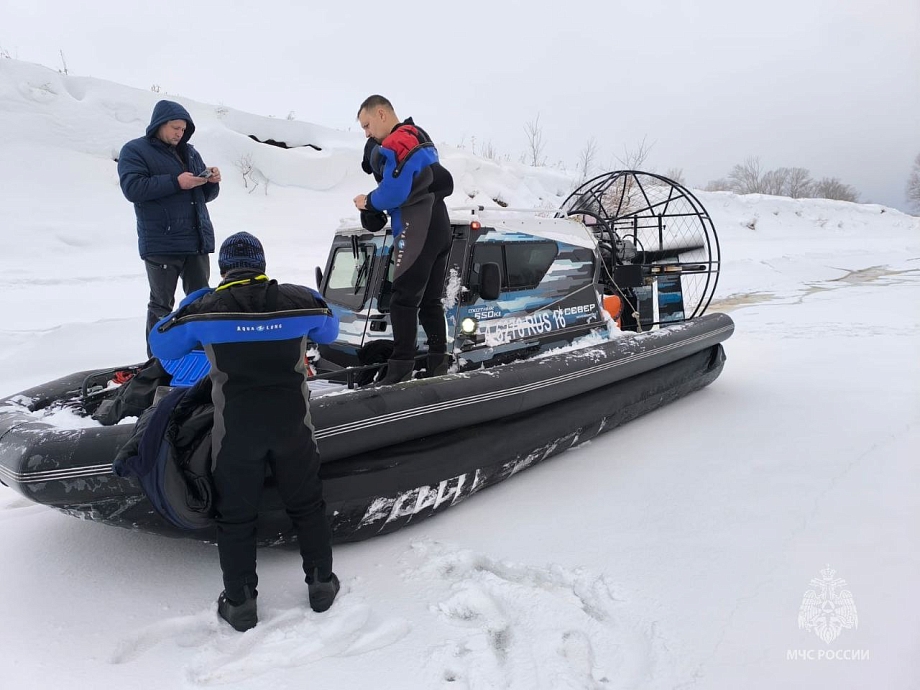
[0,314,733,542]
[312,312,733,461]
[320,344,726,542]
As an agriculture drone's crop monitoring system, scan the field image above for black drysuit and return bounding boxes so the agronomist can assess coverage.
[149,270,339,601]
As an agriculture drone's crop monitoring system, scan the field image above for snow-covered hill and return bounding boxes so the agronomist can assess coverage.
[1,58,918,690]
[2,57,916,393]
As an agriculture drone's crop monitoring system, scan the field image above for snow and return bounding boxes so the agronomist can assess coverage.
[1,57,919,689]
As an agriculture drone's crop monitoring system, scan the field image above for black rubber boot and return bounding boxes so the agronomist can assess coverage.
[307,570,340,613]
[426,353,450,377]
[217,586,258,632]
[376,359,414,386]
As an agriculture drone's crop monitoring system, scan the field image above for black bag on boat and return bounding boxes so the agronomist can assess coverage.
[113,378,215,531]
[356,339,395,387]
[92,358,173,426]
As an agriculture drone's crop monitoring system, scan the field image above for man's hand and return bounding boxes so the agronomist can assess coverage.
[206,167,221,184]
[178,172,208,190]
[354,193,368,210]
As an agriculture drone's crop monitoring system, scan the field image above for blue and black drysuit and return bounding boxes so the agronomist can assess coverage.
[362,120,454,362]
[149,270,339,602]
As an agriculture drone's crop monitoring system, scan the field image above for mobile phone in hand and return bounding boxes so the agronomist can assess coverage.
[197,169,213,178]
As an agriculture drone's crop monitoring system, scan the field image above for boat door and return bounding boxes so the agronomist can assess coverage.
[318,231,389,366]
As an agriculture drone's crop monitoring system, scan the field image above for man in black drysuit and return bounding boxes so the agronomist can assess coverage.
[354,94,455,384]
[148,232,340,632]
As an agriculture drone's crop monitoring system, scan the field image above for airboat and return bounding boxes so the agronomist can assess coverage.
[0,171,733,542]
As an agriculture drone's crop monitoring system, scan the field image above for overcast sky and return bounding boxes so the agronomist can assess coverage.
[2,0,918,210]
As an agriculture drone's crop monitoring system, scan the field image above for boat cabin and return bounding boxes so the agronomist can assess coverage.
[316,210,608,370]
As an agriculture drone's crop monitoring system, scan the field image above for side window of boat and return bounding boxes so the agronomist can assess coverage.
[471,242,503,279]
[504,242,557,289]
[324,246,374,310]
[470,241,558,294]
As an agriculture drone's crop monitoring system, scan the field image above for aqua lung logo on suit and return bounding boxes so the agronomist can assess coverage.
[787,566,868,661]
[395,223,409,269]
[236,324,283,333]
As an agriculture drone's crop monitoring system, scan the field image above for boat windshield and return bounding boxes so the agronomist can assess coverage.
[324,244,375,310]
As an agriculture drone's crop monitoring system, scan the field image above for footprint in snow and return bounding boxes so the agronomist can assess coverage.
[405,540,666,690]
[108,580,410,686]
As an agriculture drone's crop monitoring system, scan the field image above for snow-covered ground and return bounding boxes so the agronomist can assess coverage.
[1,58,918,689]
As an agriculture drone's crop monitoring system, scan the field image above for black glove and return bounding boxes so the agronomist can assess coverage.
[360,209,387,233]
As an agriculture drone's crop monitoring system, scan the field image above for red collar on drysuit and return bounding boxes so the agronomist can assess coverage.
[381,125,421,164]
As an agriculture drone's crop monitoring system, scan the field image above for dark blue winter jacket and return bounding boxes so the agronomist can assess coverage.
[118,100,218,259]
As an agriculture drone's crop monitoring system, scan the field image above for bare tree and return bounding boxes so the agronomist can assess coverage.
[252,168,270,196]
[814,177,859,202]
[597,138,657,215]
[523,113,546,167]
[664,167,686,185]
[58,50,69,75]
[906,153,920,212]
[727,156,765,194]
[235,153,258,192]
[707,159,860,202]
[576,137,598,181]
[480,140,499,161]
[785,167,814,198]
[703,178,732,192]
[615,136,654,170]
[761,167,790,196]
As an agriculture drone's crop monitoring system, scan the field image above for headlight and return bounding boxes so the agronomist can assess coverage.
[460,317,478,335]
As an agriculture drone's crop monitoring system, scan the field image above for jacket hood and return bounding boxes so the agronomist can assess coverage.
[146,100,196,144]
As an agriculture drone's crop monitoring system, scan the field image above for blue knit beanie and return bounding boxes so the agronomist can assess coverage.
[219,232,266,273]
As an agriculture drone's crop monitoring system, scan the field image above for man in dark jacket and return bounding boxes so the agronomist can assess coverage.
[148,232,341,632]
[354,95,454,385]
[119,100,221,354]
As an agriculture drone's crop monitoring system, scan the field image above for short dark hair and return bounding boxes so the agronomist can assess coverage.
[357,94,393,119]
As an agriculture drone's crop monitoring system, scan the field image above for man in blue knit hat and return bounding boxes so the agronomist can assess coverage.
[118,100,221,355]
[149,232,341,632]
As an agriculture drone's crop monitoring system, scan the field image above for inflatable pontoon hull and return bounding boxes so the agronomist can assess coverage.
[0,313,733,543]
